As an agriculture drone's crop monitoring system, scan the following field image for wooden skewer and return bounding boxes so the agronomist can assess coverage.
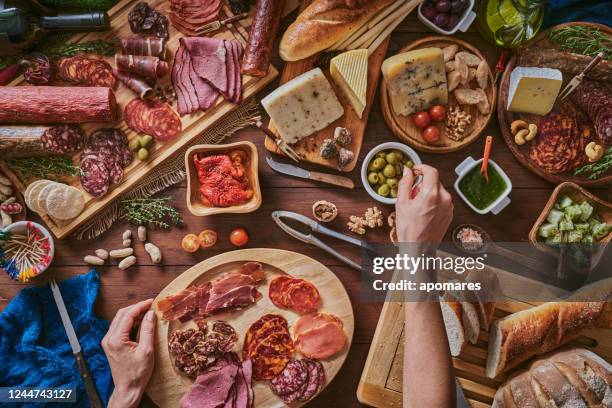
[367,0,421,55]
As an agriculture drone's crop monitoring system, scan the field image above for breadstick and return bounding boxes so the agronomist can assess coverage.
[367,0,421,55]
[368,0,404,28]
[349,0,418,50]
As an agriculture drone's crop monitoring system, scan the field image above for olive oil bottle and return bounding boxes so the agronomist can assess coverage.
[477,0,545,48]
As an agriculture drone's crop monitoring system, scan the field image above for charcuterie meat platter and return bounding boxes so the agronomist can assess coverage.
[0,0,278,239]
[147,248,354,408]
[498,22,612,187]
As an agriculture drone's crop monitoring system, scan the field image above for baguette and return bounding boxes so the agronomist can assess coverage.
[486,302,612,378]
[279,0,395,61]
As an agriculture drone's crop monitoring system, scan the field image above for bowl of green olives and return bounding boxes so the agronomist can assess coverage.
[361,142,421,204]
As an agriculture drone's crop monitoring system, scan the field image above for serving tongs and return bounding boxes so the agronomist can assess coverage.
[272,211,373,270]
[256,120,301,163]
[195,13,249,36]
[558,52,604,101]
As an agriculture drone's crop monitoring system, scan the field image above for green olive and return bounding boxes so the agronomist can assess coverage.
[367,162,378,172]
[394,163,403,176]
[140,135,154,149]
[375,151,387,159]
[386,152,399,165]
[386,178,398,188]
[391,187,399,198]
[383,164,396,178]
[129,137,142,151]
[405,160,414,169]
[372,157,386,170]
[392,150,404,160]
[377,184,390,197]
[367,172,379,184]
[377,172,387,185]
[138,147,149,161]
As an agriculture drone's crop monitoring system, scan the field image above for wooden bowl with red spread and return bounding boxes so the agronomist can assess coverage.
[185,142,262,216]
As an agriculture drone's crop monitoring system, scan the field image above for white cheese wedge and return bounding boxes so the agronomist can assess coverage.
[507,67,562,115]
[261,68,344,144]
[330,49,368,119]
[381,47,448,116]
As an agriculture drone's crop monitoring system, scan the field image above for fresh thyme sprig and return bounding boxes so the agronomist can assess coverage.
[120,196,183,229]
[6,155,80,182]
[574,147,612,180]
[548,26,612,60]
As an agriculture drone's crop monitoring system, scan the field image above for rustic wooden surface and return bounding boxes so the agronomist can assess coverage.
[0,12,610,408]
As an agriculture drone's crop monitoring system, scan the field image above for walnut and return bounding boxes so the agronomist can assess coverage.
[319,138,338,159]
[347,215,366,235]
[334,127,352,146]
[364,206,384,228]
[312,200,338,223]
[337,147,355,168]
[444,107,472,141]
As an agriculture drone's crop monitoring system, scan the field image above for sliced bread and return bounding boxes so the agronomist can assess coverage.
[440,294,466,357]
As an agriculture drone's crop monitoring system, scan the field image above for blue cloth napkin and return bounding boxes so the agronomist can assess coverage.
[0,271,112,407]
[543,0,612,28]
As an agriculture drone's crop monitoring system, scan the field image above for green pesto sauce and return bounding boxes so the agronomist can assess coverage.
[459,165,507,210]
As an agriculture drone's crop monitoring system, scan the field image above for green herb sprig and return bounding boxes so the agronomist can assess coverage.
[6,155,79,181]
[574,147,612,180]
[548,26,612,60]
[120,197,182,229]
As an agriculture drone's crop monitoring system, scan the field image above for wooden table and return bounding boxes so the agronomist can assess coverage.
[0,13,609,408]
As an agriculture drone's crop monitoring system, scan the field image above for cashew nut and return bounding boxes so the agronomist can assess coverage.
[525,123,538,142]
[514,129,530,145]
[510,120,529,134]
[585,142,604,162]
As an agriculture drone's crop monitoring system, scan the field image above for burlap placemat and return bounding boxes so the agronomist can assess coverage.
[73,99,261,240]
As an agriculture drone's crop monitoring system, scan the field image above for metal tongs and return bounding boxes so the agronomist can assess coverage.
[272,211,373,270]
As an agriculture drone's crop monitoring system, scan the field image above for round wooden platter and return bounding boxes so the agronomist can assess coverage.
[497,22,612,187]
[146,248,354,408]
[381,36,496,153]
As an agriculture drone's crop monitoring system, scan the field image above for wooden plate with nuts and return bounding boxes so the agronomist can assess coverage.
[380,36,496,153]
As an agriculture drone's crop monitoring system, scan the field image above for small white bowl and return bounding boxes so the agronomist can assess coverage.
[2,221,55,279]
[361,142,422,205]
[418,0,477,35]
[454,156,512,215]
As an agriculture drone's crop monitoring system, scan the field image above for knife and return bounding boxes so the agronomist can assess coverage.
[50,280,103,408]
[266,156,355,189]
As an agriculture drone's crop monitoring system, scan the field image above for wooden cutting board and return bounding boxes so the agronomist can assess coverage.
[264,0,389,173]
[147,248,354,408]
[357,263,612,407]
[0,0,278,239]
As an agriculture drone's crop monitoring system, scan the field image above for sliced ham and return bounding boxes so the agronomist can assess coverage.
[180,362,238,408]
[294,313,343,336]
[182,37,228,94]
[294,321,347,360]
[171,45,193,116]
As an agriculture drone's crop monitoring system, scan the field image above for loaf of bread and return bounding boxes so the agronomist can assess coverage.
[492,348,612,407]
[486,302,612,379]
[279,0,395,61]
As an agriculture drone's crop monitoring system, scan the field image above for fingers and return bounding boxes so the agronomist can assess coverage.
[137,310,156,356]
[414,164,439,193]
[397,167,415,205]
[114,299,154,339]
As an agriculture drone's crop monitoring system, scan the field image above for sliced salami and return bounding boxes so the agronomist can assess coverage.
[270,359,308,396]
[298,359,323,401]
[41,125,85,153]
[268,276,292,308]
[80,157,110,197]
[279,360,310,404]
[286,281,321,315]
[125,98,181,141]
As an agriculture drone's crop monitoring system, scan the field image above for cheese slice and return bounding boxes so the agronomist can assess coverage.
[330,49,368,119]
[381,47,448,116]
[507,67,562,115]
[261,68,344,144]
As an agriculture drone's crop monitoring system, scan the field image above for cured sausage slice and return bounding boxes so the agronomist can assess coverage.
[294,313,343,336]
[294,321,346,360]
[270,359,308,396]
[268,276,293,308]
[298,359,324,401]
[124,98,182,141]
[286,281,320,315]
[80,157,110,197]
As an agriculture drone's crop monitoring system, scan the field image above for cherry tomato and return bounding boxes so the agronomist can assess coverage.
[182,234,200,253]
[429,105,446,121]
[198,229,218,248]
[422,125,441,144]
[412,111,431,128]
[229,227,249,247]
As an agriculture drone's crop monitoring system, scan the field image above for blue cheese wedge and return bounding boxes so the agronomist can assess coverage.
[330,49,368,119]
[261,68,344,144]
[507,67,562,115]
[381,47,447,116]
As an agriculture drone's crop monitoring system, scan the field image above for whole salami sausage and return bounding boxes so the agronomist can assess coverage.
[0,125,85,158]
[0,86,117,124]
[570,79,612,145]
[241,0,285,77]
[120,37,166,59]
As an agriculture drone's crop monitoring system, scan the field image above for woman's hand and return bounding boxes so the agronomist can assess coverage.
[102,299,156,408]
[395,165,453,243]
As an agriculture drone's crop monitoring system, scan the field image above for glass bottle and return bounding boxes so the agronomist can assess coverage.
[477,0,545,48]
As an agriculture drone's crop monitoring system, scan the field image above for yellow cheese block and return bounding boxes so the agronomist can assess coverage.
[507,67,563,115]
[330,49,368,119]
[382,47,447,116]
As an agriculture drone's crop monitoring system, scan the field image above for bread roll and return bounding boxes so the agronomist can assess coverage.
[279,0,395,61]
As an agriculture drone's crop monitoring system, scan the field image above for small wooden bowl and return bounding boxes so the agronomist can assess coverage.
[529,182,612,258]
[185,142,262,217]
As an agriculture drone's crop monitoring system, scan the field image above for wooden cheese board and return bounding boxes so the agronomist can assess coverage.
[263,0,390,173]
[147,248,354,408]
[497,22,612,187]
[357,265,612,408]
[0,0,278,239]
[381,36,496,154]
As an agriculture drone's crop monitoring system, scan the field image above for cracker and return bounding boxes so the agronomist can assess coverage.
[46,184,84,220]
[27,180,53,214]
[24,180,47,208]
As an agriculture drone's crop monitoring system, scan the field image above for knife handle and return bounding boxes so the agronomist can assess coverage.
[309,171,355,189]
[75,350,103,408]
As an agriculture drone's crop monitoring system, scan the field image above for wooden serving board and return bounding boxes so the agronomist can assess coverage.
[0,0,278,239]
[357,266,612,408]
[381,36,496,154]
[497,22,612,187]
[147,248,354,408]
[264,0,389,173]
